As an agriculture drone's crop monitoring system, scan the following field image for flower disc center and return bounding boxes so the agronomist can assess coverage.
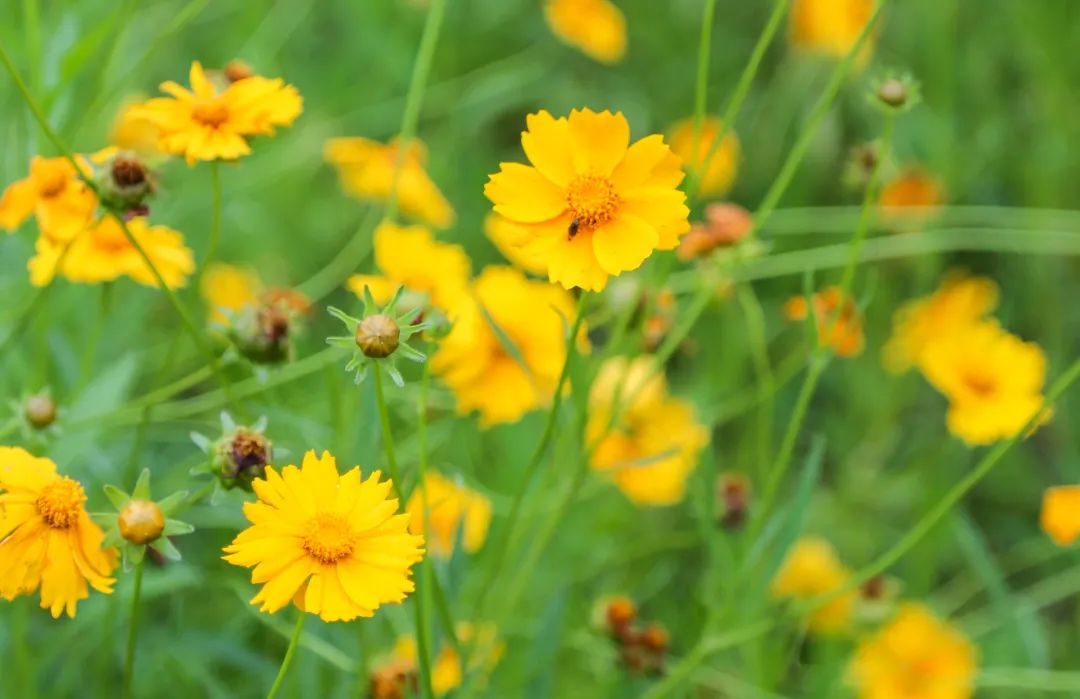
[193,101,230,128]
[566,175,619,230]
[302,513,357,564]
[35,477,86,529]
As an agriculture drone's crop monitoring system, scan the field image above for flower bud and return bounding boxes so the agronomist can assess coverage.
[717,472,751,529]
[95,151,155,213]
[214,427,272,490]
[876,78,908,108]
[605,595,637,638]
[639,623,670,654]
[24,392,57,429]
[229,302,295,364]
[677,203,753,261]
[356,314,400,358]
[118,499,165,544]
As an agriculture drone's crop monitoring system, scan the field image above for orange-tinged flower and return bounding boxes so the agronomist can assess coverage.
[133,61,302,165]
[668,117,740,197]
[544,0,627,64]
[677,202,753,261]
[1040,485,1080,546]
[879,167,944,221]
[0,447,118,618]
[485,109,690,292]
[372,623,502,697]
[202,263,263,324]
[223,450,424,622]
[325,137,455,229]
[784,286,864,357]
[406,472,492,558]
[0,155,97,241]
[484,213,548,276]
[771,536,857,634]
[790,0,876,62]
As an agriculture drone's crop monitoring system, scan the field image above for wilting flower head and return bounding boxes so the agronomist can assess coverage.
[132,61,302,165]
[484,109,690,291]
[192,413,274,492]
[784,286,864,357]
[883,271,998,373]
[0,154,98,241]
[879,167,944,224]
[543,0,627,64]
[920,321,1047,446]
[432,266,581,426]
[223,450,424,622]
[677,202,753,262]
[771,536,857,634]
[484,213,548,276]
[848,603,977,699]
[1041,485,1080,547]
[28,216,194,289]
[0,447,117,617]
[371,623,502,698]
[790,0,876,62]
[325,137,455,229]
[668,117,740,197]
[406,472,492,558]
[93,150,156,215]
[587,356,708,506]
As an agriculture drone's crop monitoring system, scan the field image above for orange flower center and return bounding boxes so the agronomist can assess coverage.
[38,172,69,199]
[302,513,357,564]
[566,175,620,230]
[963,372,996,398]
[193,101,230,128]
[35,477,86,529]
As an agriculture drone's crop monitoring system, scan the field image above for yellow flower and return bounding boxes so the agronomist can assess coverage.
[406,472,492,558]
[28,216,194,289]
[587,357,708,506]
[1041,485,1080,546]
[346,220,470,311]
[790,0,876,61]
[544,0,627,64]
[883,271,998,373]
[432,266,579,426]
[373,623,503,697]
[325,137,455,229]
[111,99,166,162]
[667,117,740,197]
[783,286,864,358]
[0,155,98,241]
[879,167,944,222]
[0,447,118,618]
[201,263,263,324]
[222,450,424,622]
[484,213,548,276]
[849,603,977,699]
[484,109,690,292]
[133,61,302,165]
[771,536,857,634]
[920,322,1047,446]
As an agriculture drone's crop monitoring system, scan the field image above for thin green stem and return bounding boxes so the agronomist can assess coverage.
[297,206,381,302]
[266,612,306,699]
[736,283,775,477]
[78,282,113,390]
[689,0,719,175]
[198,161,223,289]
[121,558,145,699]
[411,357,437,699]
[371,368,404,500]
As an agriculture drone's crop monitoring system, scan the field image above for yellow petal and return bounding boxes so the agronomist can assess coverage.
[567,108,629,176]
[485,163,566,223]
[521,110,576,186]
[591,214,658,275]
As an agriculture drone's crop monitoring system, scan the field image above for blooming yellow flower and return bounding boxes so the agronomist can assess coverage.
[111,99,165,162]
[325,137,455,229]
[771,536,857,634]
[790,0,876,61]
[201,263,263,324]
[668,117,740,197]
[28,216,194,289]
[223,450,423,622]
[484,109,690,291]
[406,472,492,558]
[346,220,470,311]
[485,213,548,276]
[883,271,999,373]
[0,155,97,241]
[0,447,118,618]
[849,603,977,699]
[372,623,503,697]
[544,0,627,64]
[587,356,708,506]
[920,322,1047,445]
[432,266,579,426]
[1041,485,1080,546]
[783,286,864,357]
[133,61,302,165]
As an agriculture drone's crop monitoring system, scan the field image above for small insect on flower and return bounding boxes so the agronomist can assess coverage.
[567,217,580,239]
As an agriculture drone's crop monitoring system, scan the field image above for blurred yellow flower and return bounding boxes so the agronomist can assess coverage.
[883,271,998,373]
[406,472,492,558]
[790,0,876,61]
[432,266,579,426]
[921,322,1047,445]
[485,109,689,291]
[223,450,424,622]
[325,137,455,229]
[849,603,976,699]
[544,0,627,64]
[1041,485,1080,546]
[668,117,740,197]
[0,447,118,618]
[372,623,503,697]
[28,216,194,289]
[0,154,97,241]
[587,356,708,506]
[484,213,548,276]
[133,61,302,165]
[111,100,165,162]
[879,167,944,221]
[201,263,263,324]
[783,286,864,357]
[771,536,856,634]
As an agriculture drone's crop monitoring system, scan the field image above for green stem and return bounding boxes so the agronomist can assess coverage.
[689,0,719,175]
[78,282,113,390]
[371,368,404,500]
[411,357,437,699]
[121,558,145,699]
[736,283,775,477]
[266,612,306,699]
[297,206,381,302]
[199,161,223,287]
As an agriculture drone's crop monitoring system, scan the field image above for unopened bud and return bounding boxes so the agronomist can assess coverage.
[639,623,670,653]
[356,314,400,358]
[876,79,908,108]
[717,472,751,529]
[96,151,155,213]
[214,428,272,490]
[118,499,165,544]
[24,392,57,429]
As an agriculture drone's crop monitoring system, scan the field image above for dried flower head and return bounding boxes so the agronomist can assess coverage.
[191,412,275,492]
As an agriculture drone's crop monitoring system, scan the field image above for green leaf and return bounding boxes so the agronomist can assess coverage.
[132,469,151,500]
[103,484,131,510]
[157,491,189,517]
[151,537,183,562]
[327,306,360,327]
[163,519,195,537]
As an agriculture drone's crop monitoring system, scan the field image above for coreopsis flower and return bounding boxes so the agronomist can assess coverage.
[406,472,492,558]
[111,100,165,162]
[432,266,580,426]
[202,263,263,324]
[346,220,470,312]
[883,271,999,373]
[920,322,1048,445]
[132,61,302,165]
[587,356,708,506]
[1041,486,1080,546]
[484,109,690,291]
[223,450,424,622]
[677,202,753,261]
[790,0,876,62]
[371,623,502,698]
[484,213,548,275]
[771,536,857,634]
[543,0,627,64]
[28,216,194,289]
[783,286,864,357]
[99,469,193,570]
[0,154,97,241]
[668,117,740,197]
[325,137,454,228]
[848,603,977,699]
[879,167,944,222]
[0,447,118,618]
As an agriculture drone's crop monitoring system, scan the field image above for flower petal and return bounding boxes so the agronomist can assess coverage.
[568,108,629,176]
[484,163,567,223]
[521,110,576,186]
[591,214,658,275]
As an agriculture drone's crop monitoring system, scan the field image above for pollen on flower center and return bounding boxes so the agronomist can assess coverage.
[35,477,86,529]
[302,513,357,564]
[566,175,620,230]
[193,101,230,128]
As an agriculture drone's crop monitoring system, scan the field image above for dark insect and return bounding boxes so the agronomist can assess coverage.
[567,218,581,240]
